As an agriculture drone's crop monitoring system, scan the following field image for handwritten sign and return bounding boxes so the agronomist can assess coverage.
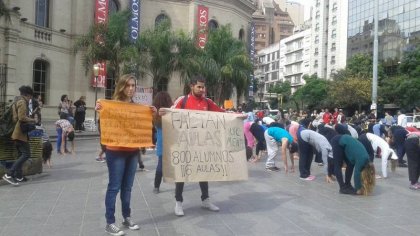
[133,87,153,105]
[162,108,248,182]
[98,99,153,148]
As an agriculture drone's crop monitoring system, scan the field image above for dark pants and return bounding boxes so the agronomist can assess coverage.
[297,130,313,178]
[8,140,31,179]
[394,129,407,163]
[406,137,420,185]
[331,135,355,189]
[154,155,163,188]
[255,140,266,155]
[105,150,138,224]
[74,112,85,131]
[175,182,209,202]
[358,134,375,162]
[315,151,323,163]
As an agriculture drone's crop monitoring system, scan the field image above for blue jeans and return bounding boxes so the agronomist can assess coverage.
[56,128,67,153]
[8,140,31,178]
[105,150,138,224]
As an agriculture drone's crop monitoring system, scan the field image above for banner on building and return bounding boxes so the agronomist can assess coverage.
[196,5,209,49]
[93,0,109,88]
[133,87,153,105]
[98,99,153,148]
[129,0,141,43]
[249,22,256,65]
[162,108,248,182]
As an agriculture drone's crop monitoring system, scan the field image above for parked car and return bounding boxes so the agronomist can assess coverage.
[407,115,420,128]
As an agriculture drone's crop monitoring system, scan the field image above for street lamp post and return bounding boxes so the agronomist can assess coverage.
[93,63,100,125]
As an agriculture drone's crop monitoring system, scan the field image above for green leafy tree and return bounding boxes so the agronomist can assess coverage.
[200,25,253,105]
[136,20,200,92]
[292,74,330,110]
[399,46,420,77]
[74,11,137,80]
[268,81,291,109]
[329,76,371,110]
[333,53,385,81]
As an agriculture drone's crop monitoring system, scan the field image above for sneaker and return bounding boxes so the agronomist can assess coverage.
[105,223,125,236]
[300,175,316,181]
[96,157,106,163]
[266,166,280,172]
[122,217,140,230]
[174,201,184,216]
[2,174,19,186]
[153,188,159,194]
[339,185,356,195]
[202,198,220,212]
[317,163,324,166]
[16,177,28,182]
[409,184,420,190]
[398,163,408,168]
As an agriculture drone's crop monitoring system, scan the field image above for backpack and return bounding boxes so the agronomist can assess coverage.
[0,100,19,137]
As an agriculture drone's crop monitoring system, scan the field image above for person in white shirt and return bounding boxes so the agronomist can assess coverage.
[365,133,398,178]
[397,110,407,127]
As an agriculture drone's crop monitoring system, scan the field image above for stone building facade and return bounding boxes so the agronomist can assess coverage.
[0,0,255,118]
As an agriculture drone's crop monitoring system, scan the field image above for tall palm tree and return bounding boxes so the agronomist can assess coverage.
[73,10,137,80]
[136,20,200,93]
[200,25,252,105]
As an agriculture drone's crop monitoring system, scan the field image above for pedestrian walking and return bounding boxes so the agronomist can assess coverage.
[2,86,36,185]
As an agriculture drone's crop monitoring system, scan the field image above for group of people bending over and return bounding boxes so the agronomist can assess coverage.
[244,116,420,195]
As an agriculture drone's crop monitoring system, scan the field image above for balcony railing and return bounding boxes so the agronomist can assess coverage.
[34,28,52,42]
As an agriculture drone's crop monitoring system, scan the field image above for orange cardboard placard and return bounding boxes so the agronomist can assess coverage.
[98,99,153,148]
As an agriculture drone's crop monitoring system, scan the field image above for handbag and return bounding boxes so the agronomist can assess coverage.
[20,122,36,133]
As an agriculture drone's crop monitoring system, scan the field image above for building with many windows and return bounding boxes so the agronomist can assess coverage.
[311,0,348,79]
[280,27,311,93]
[347,0,420,75]
[255,43,280,93]
[253,0,295,51]
[0,0,255,118]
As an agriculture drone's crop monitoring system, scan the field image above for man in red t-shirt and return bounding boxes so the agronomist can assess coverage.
[323,108,332,125]
[171,75,223,216]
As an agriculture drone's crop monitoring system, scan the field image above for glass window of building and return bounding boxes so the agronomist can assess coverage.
[331,29,337,39]
[35,0,49,27]
[33,60,48,104]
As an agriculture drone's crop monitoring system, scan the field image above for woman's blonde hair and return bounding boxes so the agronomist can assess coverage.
[112,74,136,101]
[360,162,376,196]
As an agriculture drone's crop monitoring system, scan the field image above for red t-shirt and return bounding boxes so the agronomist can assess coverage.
[174,94,224,112]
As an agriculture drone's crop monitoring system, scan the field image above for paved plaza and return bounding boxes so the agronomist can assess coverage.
[1,138,420,236]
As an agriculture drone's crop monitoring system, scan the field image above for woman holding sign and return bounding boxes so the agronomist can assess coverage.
[96,74,156,236]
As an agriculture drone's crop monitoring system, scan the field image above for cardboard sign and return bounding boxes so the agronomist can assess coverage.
[162,108,248,182]
[133,87,153,105]
[98,99,153,148]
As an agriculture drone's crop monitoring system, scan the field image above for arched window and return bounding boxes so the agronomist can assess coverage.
[108,0,119,15]
[155,14,170,27]
[208,20,219,30]
[35,0,49,27]
[33,60,49,104]
[239,29,245,40]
